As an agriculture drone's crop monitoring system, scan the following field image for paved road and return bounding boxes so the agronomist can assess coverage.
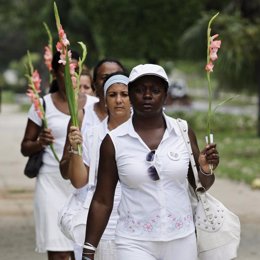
[0,104,260,259]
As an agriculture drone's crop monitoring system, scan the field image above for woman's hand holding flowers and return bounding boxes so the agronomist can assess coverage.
[198,143,219,174]
[68,126,83,151]
[38,128,55,148]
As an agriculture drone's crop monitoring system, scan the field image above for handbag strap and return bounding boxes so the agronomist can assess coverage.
[42,97,46,112]
[88,127,99,186]
[41,97,46,126]
[177,118,217,220]
[176,118,203,190]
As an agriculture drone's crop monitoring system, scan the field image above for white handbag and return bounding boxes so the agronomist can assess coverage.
[177,118,241,260]
[58,127,99,245]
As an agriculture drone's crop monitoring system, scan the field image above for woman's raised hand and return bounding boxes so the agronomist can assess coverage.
[68,126,83,150]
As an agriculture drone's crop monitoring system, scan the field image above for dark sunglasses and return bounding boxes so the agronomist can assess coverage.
[146,150,160,181]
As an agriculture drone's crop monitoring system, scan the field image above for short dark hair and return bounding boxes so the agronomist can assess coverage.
[93,58,126,83]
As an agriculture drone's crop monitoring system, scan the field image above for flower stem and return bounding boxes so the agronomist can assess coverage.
[50,144,60,162]
[206,12,219,141]
[206,72,212,139]
[42,117,60,162]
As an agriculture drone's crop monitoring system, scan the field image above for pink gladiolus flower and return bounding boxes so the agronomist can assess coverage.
[37,109,44,119]
[210,34,221,48]
[209,34,221,62]
[26,49,60,162]
[210,48,218,61]
[56,42,63,53]
[44,46,53,71]
[26,89,43,120]
[70,62,76,75]
[58,26,70,47]
[205,61,214,72]
[206,34,222,72]
[26,89,35,100]
[32,70,41,92]
[58,54,66,65]
[67,50,72,60]
[33,98,40,110]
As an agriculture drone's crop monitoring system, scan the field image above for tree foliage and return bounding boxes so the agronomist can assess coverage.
[1,0,260,91]
[179,1,260,92]
[0,0,205,70]
[80,0,204,62]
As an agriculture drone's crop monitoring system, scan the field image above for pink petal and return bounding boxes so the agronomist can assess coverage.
[37,110,44,119]
[69,63,76,75]
[210,47,219,61]
[205,62,214,72]
[211,34,219,40]
[56,42,63,52]
[211,40,221,49]
[26,89,35,101]
[32,70,41,92]
[44,46,52,71]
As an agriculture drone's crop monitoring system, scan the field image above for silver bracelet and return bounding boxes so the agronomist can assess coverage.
[82,252,95,255]
[199,166,214,176]
[83,242,97,252]
[82,256,92,260]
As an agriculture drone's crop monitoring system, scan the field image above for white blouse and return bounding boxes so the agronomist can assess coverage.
[81,118,121,240]
[109,114,195,241]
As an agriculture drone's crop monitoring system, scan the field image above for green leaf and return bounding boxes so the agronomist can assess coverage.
[43,22,53,52]
[78,41,87,64]
[53,2,61,31]
[213,95,240,113]
[64,52,77,126]
[26,51,33,75]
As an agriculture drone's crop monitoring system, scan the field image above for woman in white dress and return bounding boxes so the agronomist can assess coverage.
[59,72,131,260]
[20,50,96,260]
[82,64,219,260]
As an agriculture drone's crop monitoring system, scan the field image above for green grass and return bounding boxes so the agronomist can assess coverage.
[20,103,31,112]
[1,90,15,103]
[167,111,260,185]
[217,132,260,184]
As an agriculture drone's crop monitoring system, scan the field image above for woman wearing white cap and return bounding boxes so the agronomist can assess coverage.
[82,64,219,260]
[59,72,131,260]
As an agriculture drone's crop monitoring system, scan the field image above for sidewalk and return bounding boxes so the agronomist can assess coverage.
[1,104,260,259]
[0,104,46,260]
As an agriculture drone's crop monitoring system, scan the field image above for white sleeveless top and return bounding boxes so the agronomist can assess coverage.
[28,93,96,173]
[28,94,70,173]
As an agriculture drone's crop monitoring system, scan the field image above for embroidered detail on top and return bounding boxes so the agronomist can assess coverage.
[120,210,193,235]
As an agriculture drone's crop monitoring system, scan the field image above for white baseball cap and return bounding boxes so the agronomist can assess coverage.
[129,64,169,84]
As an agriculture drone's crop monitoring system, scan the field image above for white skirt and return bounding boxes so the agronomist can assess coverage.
[34,171,75,252]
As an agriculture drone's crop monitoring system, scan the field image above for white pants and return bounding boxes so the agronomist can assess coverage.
[74,240,116,260]
[115,232,197,260]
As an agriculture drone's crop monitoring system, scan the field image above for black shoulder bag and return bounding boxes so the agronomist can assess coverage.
[24,98,46,178]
